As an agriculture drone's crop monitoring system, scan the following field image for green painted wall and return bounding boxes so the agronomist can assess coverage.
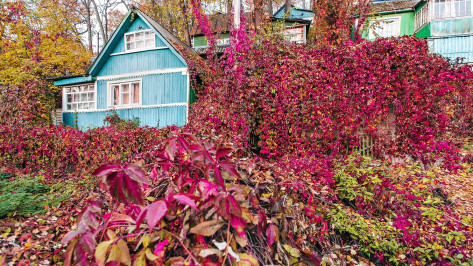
[362,11,415,40]
[415,1,427,12]
[415,24,431,38]
[192,33,230,47]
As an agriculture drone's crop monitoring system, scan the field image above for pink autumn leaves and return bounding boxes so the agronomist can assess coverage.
[62,132,276,265]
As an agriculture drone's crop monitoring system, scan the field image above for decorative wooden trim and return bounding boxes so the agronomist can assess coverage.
[110,46,169,56]
[96,67,188,81]
[62,102,188,113]
[107,77,143,108]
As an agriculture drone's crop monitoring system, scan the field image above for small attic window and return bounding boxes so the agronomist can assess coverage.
[125,29,155,52]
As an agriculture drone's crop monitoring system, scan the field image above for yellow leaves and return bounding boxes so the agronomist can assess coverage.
[95,239,131,266]
[283,244,301,258]
[235,253,259,266]
[95,240,113,266]
[108,239,131,266]
[1,228,11,238]
[142,234,151,248]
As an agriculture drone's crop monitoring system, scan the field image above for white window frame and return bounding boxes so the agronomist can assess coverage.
[107,78,142,108]
[284,25,307,43]
[124,29,155,52]
[63,83,96,112]
[369,16,401,39]
[432,0,473,19]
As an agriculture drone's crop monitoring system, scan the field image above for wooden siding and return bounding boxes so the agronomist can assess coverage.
[142,72,187,105]
[94,72,187,109]
[111,17,167,54]
[63,105,187,129]
[96,80,108,109]
[430,17,473,37]
[98,49,185,76]
[362,11,416,40]
[428,35,473,63]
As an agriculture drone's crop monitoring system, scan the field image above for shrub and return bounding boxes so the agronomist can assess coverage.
[0,176,49,217]
[188,37,473,169]
[0,124,176,177]
[62,132,473,265]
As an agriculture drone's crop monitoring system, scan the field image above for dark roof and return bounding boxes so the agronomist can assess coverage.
[371,0,420,13]
[49,74,88,81]
[193,45,229,55]
[190,12,253,36]
[272,5,314,20]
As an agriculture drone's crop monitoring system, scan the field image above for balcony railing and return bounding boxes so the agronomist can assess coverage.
[415,2,430,31]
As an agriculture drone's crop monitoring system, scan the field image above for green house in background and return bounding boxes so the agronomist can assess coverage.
[190,6,314,55]
[414,0,473,63]
[362,0,419,40]
[363,0,473,64]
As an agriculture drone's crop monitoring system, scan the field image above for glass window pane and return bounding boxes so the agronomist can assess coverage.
[145,39,154,47]
[122,84,129,92]
[122,92,130,105]
[126,34,134,42]
[81,93,87,101]
[133,83,140,104]
[72,103,78,110]
[67,94,72,103]
[136,40,144,49]
[113,86,119,105]
[67,104,72,110]
[135,32,142,40]
[88,93,94,101]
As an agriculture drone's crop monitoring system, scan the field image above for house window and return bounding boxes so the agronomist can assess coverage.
[125,30,155,51]
[64,84,95,111]
[369,17,401,39]
[284,26,306,43]
[434,0,472,18]
[109,79,141,107]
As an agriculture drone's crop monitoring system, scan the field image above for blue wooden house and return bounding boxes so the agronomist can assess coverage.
[53,8,196,129]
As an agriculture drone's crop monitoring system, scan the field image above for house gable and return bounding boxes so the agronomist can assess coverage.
[88,9,189,77]
[110,17,167,54]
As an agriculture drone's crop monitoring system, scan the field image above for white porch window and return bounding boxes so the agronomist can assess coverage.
[434,0,472,19]
[369,17,401,39]
[284,26,306,43]
[108,79,141,107]
[64,84,95,111]
[125,29,155,52]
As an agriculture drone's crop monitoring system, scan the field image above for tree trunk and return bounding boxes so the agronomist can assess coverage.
[80,0,93,52]
[285,0,291,16]
[254,0,264,30]
[91,0,107,48]
[268,0,273,17]
[227,0,232,13]
[179,0,191,45]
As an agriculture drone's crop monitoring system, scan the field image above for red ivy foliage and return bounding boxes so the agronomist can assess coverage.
[0,123,176,178]
[188,37,473,169]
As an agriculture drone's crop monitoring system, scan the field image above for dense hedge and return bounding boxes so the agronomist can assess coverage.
[189,37,473,168]
[0,123,174,177]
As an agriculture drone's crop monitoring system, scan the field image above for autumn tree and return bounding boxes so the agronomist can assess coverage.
[0,1,92,123]
[312,0,371,45]
[0,1,92,84]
